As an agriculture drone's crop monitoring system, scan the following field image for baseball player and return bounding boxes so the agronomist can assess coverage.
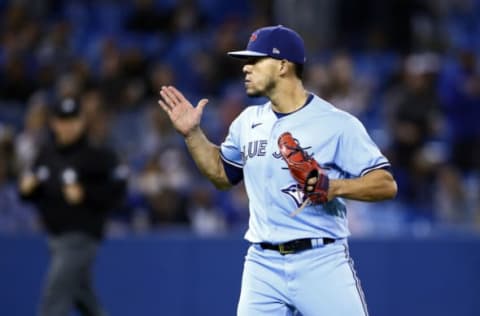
[159,25,397,316]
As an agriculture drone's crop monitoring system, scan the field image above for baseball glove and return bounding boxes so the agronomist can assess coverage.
[278,132,329,205]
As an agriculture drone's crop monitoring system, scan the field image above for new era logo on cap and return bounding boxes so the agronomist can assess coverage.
[227,25,306,64]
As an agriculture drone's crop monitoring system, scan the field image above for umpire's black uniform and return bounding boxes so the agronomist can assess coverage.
[20,98,127,316]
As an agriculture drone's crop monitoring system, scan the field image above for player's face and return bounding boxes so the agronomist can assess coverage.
[242,57,279,97]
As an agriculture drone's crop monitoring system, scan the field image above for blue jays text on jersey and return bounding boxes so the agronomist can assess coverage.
[241,139,268,162]
[220,93,390,243]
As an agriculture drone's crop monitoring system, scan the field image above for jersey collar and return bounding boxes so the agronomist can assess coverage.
[273,93,314,118]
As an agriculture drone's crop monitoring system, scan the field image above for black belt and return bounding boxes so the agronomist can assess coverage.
[259,238,335,255]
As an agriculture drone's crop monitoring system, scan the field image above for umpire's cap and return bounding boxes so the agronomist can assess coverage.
[228,25,306,64]
[51,98,81,119]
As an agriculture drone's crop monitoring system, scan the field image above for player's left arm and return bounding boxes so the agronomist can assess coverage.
[327,114,397,202]
[326,168,397,202]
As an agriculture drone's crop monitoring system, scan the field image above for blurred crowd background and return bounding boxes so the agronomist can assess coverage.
[0,0,479,238]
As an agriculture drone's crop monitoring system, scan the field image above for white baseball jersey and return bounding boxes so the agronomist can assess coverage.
[220,93,390,243]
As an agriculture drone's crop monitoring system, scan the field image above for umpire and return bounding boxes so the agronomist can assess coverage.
[19,98,127,316]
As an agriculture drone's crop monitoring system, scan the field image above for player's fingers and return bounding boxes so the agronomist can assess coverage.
[160,87,176,108]
[158,99,172,113]
[168,86,188,104]
[306,177,317,192]
[197,98,209,112]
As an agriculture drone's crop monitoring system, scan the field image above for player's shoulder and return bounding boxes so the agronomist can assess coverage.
[308,94,358,122]
[234,101,271,121]
[317,96,371,139]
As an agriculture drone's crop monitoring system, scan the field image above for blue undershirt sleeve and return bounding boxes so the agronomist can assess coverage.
[221,159,244,185]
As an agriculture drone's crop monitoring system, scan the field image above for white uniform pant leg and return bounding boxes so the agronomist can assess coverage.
[237,244,297,316]
[237,241,368,316]
[291,240,368,316]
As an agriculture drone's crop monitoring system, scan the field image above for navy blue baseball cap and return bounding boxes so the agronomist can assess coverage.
[52,98,81,118]
[228,25,306,64]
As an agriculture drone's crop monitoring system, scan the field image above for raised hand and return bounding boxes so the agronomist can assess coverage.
[158,86,209,137]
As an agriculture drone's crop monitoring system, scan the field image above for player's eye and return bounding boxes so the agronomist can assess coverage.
[244,57,266,66]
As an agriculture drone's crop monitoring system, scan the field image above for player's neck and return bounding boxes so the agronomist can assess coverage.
[269,80,308,114]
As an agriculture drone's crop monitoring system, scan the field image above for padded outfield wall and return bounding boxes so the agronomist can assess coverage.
[1,233,479,316]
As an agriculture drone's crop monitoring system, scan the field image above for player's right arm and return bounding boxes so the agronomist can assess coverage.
[184,127,232,189]
[158,86,232,189]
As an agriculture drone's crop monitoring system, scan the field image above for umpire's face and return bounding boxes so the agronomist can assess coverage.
[50,115,86,145]
[243,57,286,97]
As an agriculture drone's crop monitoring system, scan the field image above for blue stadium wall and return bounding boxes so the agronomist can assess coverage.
[1,234,479,316]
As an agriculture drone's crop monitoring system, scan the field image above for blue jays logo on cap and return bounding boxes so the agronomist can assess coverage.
[228,25,306,64]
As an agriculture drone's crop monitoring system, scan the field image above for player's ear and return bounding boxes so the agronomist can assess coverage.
[278,59,287,76]
[279,59,293,77]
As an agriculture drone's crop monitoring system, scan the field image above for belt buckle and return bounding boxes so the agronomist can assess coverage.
[278,243,294,255]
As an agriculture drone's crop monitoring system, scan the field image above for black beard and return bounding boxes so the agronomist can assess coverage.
[246,79,275,98]
[246,90,263,98]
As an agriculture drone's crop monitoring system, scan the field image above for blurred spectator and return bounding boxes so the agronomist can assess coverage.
[203,20,244,95]
[97,39,128,109]
[324,52,373,117]
[55,72,83,100]
[138,103,182,158]
[132,146,193,229]
[216,184,249,230]
[0,56,36,102]
[146,61,176,98]
[170,0,208,34]
[80,89,111,146]
[0,123,39,234]
[148,186,189,227]
[187,184,227,236]
[335,0,430,52]
[135,167,187,228]
[438,49,480,173]
[0,151,40,234]
[274,0,336,51]
[36,20,73,73]
[304,61,330,99]
[125,0,172,33]
[383,52,445,213]
[214,88,246,142]
[434,165,469,224]
[0,123,15,176]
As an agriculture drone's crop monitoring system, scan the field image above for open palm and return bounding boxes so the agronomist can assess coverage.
[158,86,208,137]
